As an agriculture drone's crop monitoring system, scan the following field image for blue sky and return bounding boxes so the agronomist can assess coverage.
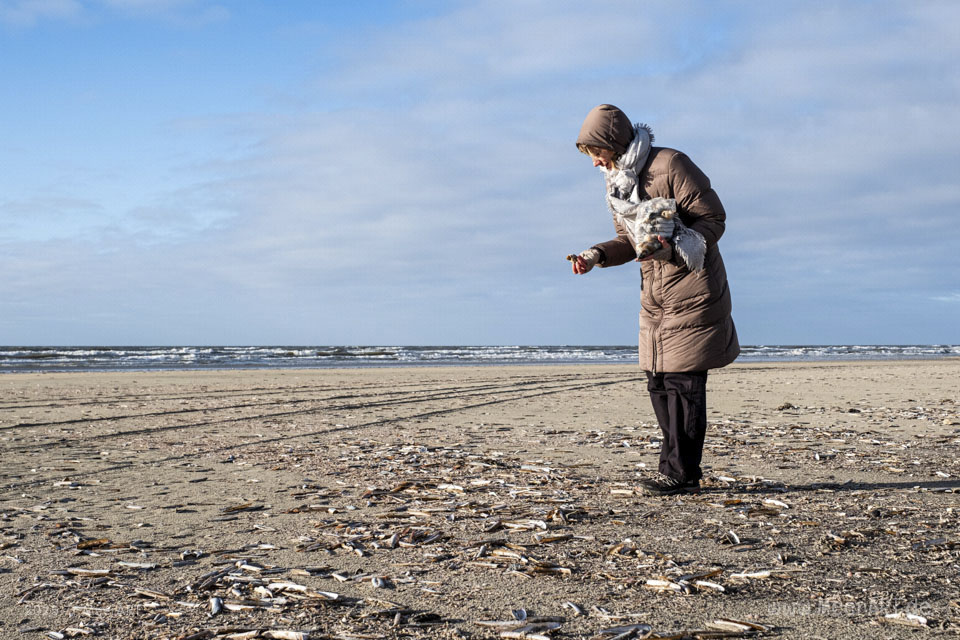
[2,0,958,346]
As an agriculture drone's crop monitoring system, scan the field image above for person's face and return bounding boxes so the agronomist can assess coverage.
[586,147,615,170]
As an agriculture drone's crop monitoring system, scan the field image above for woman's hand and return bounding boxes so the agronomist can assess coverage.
[570,249,600,274]
[639,236,672,262]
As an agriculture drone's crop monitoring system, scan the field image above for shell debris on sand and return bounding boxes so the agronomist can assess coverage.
[2,362,960,638]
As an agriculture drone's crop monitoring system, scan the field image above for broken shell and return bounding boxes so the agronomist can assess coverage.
[720,530,740,545]
[598,623,653,636]
[883,612,928,627]
[262,632,310,640]
[267,581,309,592]
[730,569,771,579]
[116,561,157,570]
[707,618,771,632]
[694,580,726,593]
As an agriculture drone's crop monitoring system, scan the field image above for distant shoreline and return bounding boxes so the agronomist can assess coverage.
[1,344,958,374]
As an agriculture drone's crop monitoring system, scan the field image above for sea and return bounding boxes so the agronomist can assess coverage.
[0,345,958,373]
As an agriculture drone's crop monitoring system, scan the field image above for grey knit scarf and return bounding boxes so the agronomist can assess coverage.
[601,123,706,272]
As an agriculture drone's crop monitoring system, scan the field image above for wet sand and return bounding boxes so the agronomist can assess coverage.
[1,360,958,639]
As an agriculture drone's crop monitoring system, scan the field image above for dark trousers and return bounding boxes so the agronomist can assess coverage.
[646,370,708,483]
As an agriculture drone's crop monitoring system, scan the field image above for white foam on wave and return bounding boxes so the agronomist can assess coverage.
[0,344,956,373]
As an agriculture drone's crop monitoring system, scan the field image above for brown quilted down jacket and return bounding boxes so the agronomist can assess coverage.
[579,106,739,373]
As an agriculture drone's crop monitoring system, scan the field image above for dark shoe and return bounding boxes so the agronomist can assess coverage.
[638,474,700,496]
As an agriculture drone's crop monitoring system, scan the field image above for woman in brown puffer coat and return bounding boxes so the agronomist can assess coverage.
[571,104,739,496]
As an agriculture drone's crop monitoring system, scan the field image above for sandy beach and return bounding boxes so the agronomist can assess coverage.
[1,360,958,640]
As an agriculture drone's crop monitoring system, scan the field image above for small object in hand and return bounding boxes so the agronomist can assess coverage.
[569,249,600,273]
[637,235,663,259]
[622,198,677,260]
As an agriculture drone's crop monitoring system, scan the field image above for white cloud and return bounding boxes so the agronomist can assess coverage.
[0,0,81,26]
[0,0,227,25]
[98,0,191,8]
[96,0,228,23]
[3,1,959,344]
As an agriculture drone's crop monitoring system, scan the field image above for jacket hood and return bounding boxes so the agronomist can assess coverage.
[576,104,635,156]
